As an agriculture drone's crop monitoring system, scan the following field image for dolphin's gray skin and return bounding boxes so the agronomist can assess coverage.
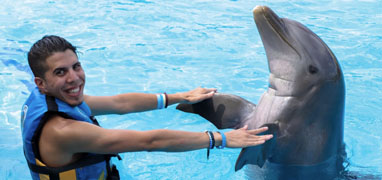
[177,6,346,179]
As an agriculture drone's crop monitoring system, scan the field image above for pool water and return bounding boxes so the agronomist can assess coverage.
[1,0,381,179]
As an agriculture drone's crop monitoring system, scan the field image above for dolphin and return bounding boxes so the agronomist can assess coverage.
[177,6,346,179]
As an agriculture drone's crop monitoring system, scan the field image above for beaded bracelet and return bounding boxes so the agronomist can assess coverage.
[164,92,169,108]
[205,131,215,159]
[208,131,215,149]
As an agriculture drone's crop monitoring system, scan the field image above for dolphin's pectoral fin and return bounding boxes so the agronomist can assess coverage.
[176,93,256,129]
[235,123,279,171]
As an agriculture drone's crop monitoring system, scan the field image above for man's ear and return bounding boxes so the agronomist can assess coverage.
[34,77,48,94]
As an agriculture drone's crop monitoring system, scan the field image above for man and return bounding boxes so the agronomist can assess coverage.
[21,35,273,180]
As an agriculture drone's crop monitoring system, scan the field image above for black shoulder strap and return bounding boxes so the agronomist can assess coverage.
[46,95,58,111]
[90,116,100,126]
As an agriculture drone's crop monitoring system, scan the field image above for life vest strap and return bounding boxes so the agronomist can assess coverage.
[27,154,114,174]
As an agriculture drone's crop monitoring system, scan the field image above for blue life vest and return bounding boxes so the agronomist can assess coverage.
[21,87,120,180]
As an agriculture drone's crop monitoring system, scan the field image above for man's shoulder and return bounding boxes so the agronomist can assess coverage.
[44,114,79,132]
[42,114,96,145]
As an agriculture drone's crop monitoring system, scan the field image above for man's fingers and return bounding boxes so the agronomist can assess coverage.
[240,125,248,130]
[225,125,274,148]
[258,134,273,140]
[187,87,217,104]
[246,140,266,147]
[247,126,268,134]
[248,134,273,141]
[246,135,273,147]
[189,92,214,104]
[204,91,215,98]
[201,88,217,93]
[199,89,216,99]
[254,140,266,146]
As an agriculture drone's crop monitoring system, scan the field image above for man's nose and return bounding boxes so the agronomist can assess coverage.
[66,69,80,83]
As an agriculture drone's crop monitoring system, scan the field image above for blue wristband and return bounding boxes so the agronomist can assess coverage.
[217,131,226,149]
[156,94,164,109]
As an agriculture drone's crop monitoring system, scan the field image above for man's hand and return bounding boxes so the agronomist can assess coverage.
[225,125,273,148]
[179,87,217,104]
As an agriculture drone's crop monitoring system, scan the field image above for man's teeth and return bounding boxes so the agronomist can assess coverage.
[69,88,80,93]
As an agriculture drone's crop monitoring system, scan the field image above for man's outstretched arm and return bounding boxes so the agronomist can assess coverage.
[40,115,273,167]
[84,87,217,116]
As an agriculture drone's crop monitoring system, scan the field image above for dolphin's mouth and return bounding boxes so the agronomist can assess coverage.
[268,73,297,97]
[268,73,316,98]
[255,6,287,42]
[253,6,300,60]
[253,6,302,84]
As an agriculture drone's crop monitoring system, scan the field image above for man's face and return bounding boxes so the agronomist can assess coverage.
[35,49,85,106]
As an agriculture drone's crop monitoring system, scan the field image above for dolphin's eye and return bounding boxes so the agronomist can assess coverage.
[309,65,318,74]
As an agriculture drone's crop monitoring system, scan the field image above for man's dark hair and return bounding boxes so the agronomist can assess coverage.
[28,35,77,78]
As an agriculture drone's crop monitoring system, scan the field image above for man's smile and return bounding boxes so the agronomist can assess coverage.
[64,84,83,98]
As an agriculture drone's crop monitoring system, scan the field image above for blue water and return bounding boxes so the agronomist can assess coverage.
[1,0,381,179]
